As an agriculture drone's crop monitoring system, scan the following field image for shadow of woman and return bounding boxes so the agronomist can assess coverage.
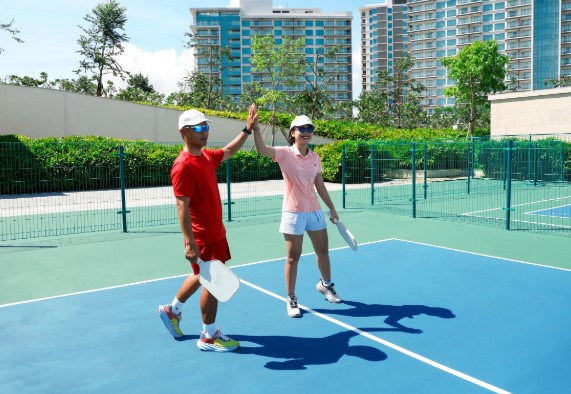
[313,300,455,334]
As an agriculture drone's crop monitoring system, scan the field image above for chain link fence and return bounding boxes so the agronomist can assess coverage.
[342,134,571,236]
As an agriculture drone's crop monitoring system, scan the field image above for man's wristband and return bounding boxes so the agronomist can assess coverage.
[242,126,252,135]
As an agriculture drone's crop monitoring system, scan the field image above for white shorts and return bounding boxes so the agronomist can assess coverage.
[279,210,327,235]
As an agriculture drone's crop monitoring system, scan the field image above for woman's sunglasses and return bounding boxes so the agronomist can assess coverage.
[296,125,315,134]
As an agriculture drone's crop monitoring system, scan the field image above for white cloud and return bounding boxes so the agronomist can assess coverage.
[228,0,240,6]
[110,43,194,94]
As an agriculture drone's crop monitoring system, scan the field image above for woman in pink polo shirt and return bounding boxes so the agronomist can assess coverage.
[253,108,342,318]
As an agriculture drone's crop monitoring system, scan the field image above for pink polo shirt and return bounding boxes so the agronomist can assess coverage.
[274,145,323,212]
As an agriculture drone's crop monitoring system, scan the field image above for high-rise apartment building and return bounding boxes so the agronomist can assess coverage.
[361,0,571,111]
[189,0,352,102]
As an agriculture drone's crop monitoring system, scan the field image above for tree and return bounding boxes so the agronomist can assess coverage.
[293,45,347,120]
[355,89,390,125]
[115,73,164,104]
[239,82,265,110]
[544,75,571,88]
[3,72,51,88]
[176,71,212,107]
[54,76,100,95]
[250,35,305,144]
[0,18,24,54]
[440,40,509,135]
[75,0,130,97]
[380,54,426,129]
[184,32,233,109]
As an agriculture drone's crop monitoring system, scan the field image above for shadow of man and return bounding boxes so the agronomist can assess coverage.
[313,300,455,334]
[233,328,388,370]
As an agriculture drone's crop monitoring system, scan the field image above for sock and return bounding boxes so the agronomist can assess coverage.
[171,297,184,315]
[203,323,217,338]
[321,279,332,287]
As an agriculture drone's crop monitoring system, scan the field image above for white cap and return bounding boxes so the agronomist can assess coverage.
[290,115,315,130]
[178,109,211,130]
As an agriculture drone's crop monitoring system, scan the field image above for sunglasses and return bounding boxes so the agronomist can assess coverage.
[183,124,210,133]
[296,125,315,134]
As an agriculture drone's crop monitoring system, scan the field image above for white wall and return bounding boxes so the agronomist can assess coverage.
[0,84,333,145]
[489,87,571,136]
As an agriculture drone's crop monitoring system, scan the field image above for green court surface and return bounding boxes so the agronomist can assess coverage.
[1,189,569,305]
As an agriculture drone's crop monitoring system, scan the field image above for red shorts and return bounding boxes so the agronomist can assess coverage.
[185,237,231,263]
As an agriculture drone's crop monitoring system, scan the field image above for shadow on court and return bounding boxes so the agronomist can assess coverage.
[177,329,387,370]
[237,330,387,370]
[313,301,455,334]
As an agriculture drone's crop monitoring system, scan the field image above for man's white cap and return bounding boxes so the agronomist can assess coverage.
[290,115,315,130]
[178,109,211,130]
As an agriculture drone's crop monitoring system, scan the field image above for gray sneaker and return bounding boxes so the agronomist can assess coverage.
[316,281,341,303]
[287,295,301,318]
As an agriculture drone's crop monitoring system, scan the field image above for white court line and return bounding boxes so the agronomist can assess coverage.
[391,238,571,272]
[0,238,520,394]
[458,212,571,229]
[461,195,571,217]
[240,278,510,394]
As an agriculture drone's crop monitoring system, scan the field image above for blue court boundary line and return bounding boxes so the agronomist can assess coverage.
[4,237,569,392]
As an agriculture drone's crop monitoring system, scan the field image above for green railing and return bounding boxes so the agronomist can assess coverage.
[2,134,570,241]
[342,135,571,236]
[0,141,284,241]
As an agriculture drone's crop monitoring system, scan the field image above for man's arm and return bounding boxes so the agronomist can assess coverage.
[175,196,200,272]
[222,103,258,161]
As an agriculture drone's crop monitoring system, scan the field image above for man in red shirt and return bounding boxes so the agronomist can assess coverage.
[158,104,257,352]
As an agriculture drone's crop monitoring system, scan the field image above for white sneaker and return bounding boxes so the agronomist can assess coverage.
[286,295,301,318]
[316,280,342,303]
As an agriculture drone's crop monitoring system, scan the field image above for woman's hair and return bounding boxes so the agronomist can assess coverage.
[286,129,295,146]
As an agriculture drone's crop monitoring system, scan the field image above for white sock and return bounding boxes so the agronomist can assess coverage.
[322,279,332,287]
[203,323,217,338]
[171,298,184,315]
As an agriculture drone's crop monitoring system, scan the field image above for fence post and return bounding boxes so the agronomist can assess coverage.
[505,140,513,230]
[118,145,128,233]
[342,144,346,209]
[466,142,471,194]
[559,141,564,182]
[226,158,232,222]
[533,142,538,186]
[411,142,417,219]
[370,144,375,205]
[423,143,428,199]
[527,134,532,182]
[503,141,507,190]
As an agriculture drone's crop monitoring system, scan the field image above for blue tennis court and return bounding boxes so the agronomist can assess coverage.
[1,238,570,394]
[527,204,571,218]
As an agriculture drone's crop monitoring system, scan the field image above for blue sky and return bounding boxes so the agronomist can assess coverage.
[1,0,371,97]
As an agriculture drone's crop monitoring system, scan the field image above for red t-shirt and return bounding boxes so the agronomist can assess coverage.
[171,149,225,244]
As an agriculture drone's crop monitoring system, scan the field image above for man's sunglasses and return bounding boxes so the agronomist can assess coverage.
[183,124,210,133]
[296,125,315,134]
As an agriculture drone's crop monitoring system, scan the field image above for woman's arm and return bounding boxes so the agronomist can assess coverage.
[251,106,276,159]
[314,172,339,222]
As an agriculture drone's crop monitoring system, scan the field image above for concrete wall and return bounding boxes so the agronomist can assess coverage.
[0,84,334,145]
[489,86,571,136]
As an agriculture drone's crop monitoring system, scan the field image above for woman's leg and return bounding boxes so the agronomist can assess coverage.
[283,233,304,295]
[307,228,330,281]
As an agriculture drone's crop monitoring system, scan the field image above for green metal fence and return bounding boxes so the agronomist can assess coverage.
[2,134,570,241]
[0,141,284,241]
[342,134,571,236]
